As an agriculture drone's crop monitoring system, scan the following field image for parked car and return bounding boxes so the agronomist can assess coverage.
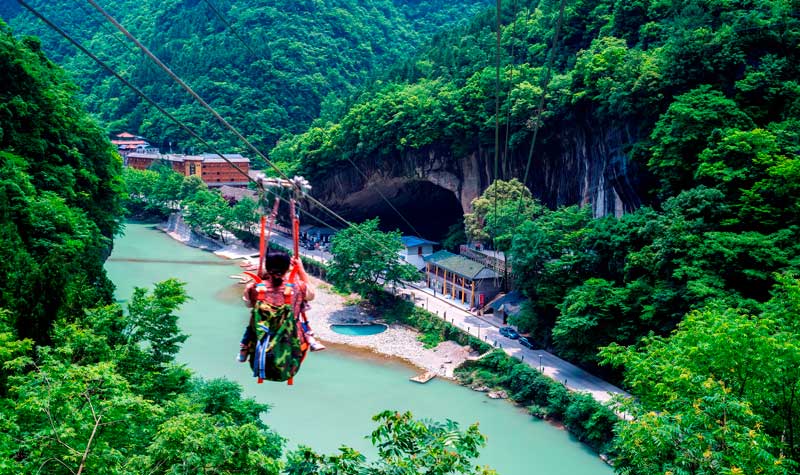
[499,326,520,339]
[518,336,535,349]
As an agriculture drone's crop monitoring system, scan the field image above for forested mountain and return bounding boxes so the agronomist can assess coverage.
[277,0,800,348]
[273,1,800,471]
[276,0,799,213]
[3,0,493,153]
[0,24,123,342]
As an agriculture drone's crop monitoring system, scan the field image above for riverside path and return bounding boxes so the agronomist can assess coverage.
[267,231,628,405]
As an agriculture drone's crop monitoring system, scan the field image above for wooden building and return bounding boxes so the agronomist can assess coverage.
[424,250,501,308]
[126,151,250,187]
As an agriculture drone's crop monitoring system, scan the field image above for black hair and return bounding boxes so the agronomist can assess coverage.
[263,248,291,276]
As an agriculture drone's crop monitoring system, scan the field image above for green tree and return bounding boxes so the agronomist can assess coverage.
[183,188,230,241]
[228,196,260,235]
[510,205,594,340]
[124,278,189,366]
[610,380,788,475]
[0,26,123,342]
[552,278,628,368]
[328,218,419,299]
[464,178,541,250]
[285,410,495,475]
[602,276,800,468]
[648,85,754,198]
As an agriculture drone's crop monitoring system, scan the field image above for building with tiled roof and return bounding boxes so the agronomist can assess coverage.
[219,185,257,203]
[424,250,501,308]
[110,132,151,162]
[126,151,250,188]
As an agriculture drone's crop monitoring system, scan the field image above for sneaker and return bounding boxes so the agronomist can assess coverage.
[307,335,326,352]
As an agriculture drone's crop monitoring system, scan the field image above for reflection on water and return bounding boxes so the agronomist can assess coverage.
[106,223,612,475]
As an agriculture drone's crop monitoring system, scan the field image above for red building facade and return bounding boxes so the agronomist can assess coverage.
[126,152,250,187]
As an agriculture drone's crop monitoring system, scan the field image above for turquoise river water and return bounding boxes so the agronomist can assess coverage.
[106,223,613,475]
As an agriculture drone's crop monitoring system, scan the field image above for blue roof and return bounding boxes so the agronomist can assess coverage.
[401,236,437,248]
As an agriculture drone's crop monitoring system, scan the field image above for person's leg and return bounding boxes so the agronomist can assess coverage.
[238,326,255,362]
[300,320,325,351]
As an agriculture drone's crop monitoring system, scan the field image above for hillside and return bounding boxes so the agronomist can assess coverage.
[273,2,800,470]
[3,0,493,152]
[276,0,799,216]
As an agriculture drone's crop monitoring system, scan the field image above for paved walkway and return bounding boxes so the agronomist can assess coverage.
[241,231,629,405]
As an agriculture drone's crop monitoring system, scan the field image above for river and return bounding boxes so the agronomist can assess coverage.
[106,222,613,475]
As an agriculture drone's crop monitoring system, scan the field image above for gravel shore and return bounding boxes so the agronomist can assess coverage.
[173,228,475,379]
[305,277,476,379]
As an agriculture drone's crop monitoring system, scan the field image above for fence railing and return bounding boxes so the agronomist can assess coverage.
[458,245,511,274]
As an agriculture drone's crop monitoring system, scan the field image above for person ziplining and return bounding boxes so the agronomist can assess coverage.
[238,175,324,385]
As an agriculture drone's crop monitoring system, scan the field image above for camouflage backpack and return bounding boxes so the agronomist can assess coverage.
[250,283,309,384]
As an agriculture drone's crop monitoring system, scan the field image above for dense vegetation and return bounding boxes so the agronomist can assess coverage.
[456,350,617,454]
[273,0,800,471]
[7,0,800,471]
[0,22,494,473]
[275,0,799,191]
[0,22,124,342]
[4,0,492,154]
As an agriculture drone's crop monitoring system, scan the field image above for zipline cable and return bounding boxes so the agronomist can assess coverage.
[494,0,502,184]
[17,0,343,239]
[19,0,252,186]
[72,0,139,57]
[509,0,568,234]
[21,0,505,316]
[491,0,503,259]
[86,0,426,243]
[85,0,278,179]
[503,0,524,165]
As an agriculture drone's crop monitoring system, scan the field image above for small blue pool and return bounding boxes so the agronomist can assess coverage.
[330,323,388,336]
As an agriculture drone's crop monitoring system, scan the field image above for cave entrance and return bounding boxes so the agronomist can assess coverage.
[339,180,464,242]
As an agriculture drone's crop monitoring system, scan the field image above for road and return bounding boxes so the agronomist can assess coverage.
[268,231,629,404]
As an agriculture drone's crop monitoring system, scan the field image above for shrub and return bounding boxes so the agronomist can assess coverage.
[454,349,617,454]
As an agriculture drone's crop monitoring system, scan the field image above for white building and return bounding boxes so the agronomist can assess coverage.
[400,236,437,270]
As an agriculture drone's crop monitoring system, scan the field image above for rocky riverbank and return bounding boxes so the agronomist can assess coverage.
[306,278,477,379]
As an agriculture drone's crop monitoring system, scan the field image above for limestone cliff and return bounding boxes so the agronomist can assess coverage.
[311,117,645,230]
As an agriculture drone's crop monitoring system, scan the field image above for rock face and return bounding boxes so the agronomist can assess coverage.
[311,117,644,225]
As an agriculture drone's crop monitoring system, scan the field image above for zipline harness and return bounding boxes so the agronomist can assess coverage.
[243,176,315,385]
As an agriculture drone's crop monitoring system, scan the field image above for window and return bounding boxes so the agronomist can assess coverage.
[188,163,196,175]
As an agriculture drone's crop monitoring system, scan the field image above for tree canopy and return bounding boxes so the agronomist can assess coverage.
[7,0,493,155]
[328,217,419,298]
